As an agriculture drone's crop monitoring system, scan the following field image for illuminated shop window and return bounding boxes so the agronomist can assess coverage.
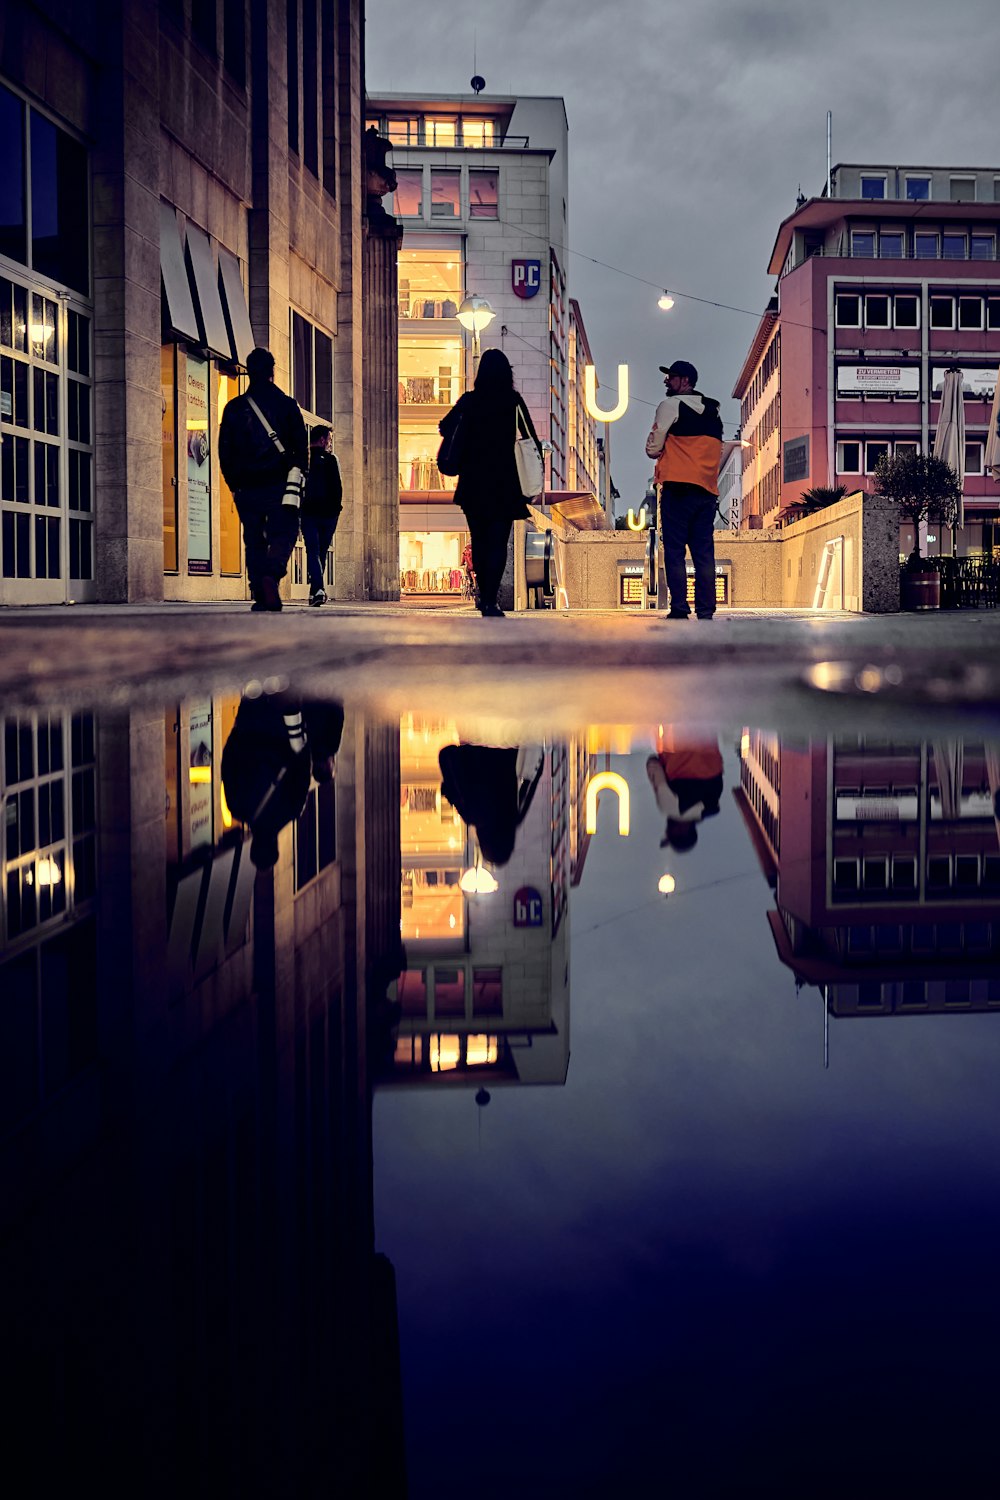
[399,333,462,407]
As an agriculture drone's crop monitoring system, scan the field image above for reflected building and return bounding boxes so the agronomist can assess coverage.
[0,697,405,1492]
[388,716,592,1087]
[737,730,1000,1017]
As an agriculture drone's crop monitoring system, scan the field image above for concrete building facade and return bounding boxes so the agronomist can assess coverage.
[0,0,398,606]
[734,164,1000,554]
[364,91,603,598]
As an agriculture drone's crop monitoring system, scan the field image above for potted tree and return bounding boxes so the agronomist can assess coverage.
[873,452,962,611]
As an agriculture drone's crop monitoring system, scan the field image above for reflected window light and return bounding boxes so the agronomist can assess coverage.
[467,1035,498,1066]
[430,1034,461,1072]
[658,873,676,895]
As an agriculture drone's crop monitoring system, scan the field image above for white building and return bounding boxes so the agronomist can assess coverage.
[366,91,602,598]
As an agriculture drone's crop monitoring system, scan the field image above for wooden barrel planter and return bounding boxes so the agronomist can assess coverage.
[900,568,941,611]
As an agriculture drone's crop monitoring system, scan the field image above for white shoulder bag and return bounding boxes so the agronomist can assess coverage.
[514,404,544,499]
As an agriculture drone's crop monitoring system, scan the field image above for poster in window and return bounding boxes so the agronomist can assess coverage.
[188,699,214,851]
[783,434,809,483]
[186,354,212,574]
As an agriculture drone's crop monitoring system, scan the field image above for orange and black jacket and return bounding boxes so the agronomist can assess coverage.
[645,392,724,496]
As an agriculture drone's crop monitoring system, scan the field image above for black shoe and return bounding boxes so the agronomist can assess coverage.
[697,614,715,620]
[666,610,689,620]
[258,575,282,612]
[481,603,505,618]
[309,589,327,607]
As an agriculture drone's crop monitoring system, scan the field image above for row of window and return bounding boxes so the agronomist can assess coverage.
[836,438,987,475]
[836,291,1000,330]
[836,979,1000,1012]
[368,114,498,150]
[849,228,998,260]
[834,851,1000,893]
[856,174,998,203]
[393,167,499,222]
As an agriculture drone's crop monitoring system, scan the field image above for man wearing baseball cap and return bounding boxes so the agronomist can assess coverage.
[645,359,724,619]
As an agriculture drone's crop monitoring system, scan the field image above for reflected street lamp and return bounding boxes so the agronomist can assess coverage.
[456,294,495,376]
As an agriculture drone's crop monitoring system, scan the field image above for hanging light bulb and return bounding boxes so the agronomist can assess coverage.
[657,292,675,311]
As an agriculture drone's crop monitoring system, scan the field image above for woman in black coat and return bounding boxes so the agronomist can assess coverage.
[438,348,542,618]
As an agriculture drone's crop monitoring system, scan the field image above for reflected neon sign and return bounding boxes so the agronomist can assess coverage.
[585,771,630,836]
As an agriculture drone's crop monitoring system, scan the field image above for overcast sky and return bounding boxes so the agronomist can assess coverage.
[367,0,1000,504]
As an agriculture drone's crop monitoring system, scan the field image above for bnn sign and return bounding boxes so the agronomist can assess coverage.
[511,259,541,299]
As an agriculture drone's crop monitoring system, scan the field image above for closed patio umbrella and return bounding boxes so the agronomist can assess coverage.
[985,366,1000,482]
[932,739,964,822]
[933,366,966,540]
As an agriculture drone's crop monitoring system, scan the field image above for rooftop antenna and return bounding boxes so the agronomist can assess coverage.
[471,28,485,95]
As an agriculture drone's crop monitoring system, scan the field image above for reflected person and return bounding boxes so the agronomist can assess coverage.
[646,729,724,851]
[439,742,545,864]
[222,693,345,869]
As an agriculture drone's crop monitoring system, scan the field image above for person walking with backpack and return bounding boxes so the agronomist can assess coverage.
[644,359,724,621]
[219,346,308,612]
[300,425,343,606]
[437,347,541,618]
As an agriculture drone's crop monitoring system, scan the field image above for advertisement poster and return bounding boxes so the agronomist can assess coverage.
[931,366,997,400]
[837,365,920,397]
[188,700,214,851]
[186,354,212,574]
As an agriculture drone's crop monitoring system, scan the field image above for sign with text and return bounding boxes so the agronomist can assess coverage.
[186,354,212,574]
[511,259,541,299]
[513,886,544,928]
[783,434,810,483]
[837,365,920,397]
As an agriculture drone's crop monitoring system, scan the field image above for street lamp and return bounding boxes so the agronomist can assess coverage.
[456,294,495,376]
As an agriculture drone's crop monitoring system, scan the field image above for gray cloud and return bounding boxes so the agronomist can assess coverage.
[368,0,1000,500]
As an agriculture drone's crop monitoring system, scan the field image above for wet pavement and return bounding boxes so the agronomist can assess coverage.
[2,618,1000,1494]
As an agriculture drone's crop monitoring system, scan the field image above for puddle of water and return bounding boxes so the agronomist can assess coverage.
[2,691,999,1494]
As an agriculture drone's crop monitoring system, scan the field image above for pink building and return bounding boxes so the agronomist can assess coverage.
[734,164,1000,554]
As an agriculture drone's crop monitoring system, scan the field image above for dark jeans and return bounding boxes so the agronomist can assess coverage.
[466,513,513,608]
[659,483,718,618]
[235,482,301,596]
[300,514,339,594]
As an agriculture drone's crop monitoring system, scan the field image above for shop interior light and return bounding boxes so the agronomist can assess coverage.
[657,292,675,311]
[456,294,495,333]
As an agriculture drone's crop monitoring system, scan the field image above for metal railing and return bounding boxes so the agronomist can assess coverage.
[929,555,1000,608]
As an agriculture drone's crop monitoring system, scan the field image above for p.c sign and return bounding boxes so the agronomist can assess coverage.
[512,259,541,299]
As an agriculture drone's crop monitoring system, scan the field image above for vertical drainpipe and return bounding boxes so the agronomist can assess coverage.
[827,274,836,485]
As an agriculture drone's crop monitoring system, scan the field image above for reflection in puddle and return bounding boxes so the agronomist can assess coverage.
[2,696,999,1493]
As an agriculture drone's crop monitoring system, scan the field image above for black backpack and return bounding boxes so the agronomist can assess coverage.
[219,396,288,490]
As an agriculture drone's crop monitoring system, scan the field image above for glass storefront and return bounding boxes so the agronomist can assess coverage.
[400,529,468,596]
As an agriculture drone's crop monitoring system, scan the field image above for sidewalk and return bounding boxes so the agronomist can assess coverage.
[2,601,999,732]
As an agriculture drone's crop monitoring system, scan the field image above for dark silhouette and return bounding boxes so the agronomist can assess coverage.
[439,742,545,864]
[438,347,542,617]
[301,424,344,606]
[221,694,345,868]
[219,346,309,612]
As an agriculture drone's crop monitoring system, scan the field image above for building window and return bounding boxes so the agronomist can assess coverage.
[914,231,938,258]
[286,0,299,152]
[835,293,861,327]
[865,440,889,472]
[29,111,89,295]
[865,294,891,328]
[293,779,336,890]
[290,310,334,422]
[302,0,318,176]
[929,295,954,329]
[399,334,463,408]
[958,296,983,330]
[161,345,178,572]
[836,440,861,473]
[860,176,886,199]
[851,230,876,258]
[393,169,423,217]
[223,0,247,86]
[430,171,460,219]
[424,117,457,147]
[193,0,217,53]
[0,85,27,268]
[988,298,1000,329]
[950,177,976,202]
[879,231,904,259]
[970,233,996,260]
[905,176,931,201]
[469,169,498,219]
[386,115,419,146]
[397,239,463,322]
[462,119,495,148]
[894,440,919,459]
[942,232,967,260]
[965,441,984,475]
[894,294,919,328]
